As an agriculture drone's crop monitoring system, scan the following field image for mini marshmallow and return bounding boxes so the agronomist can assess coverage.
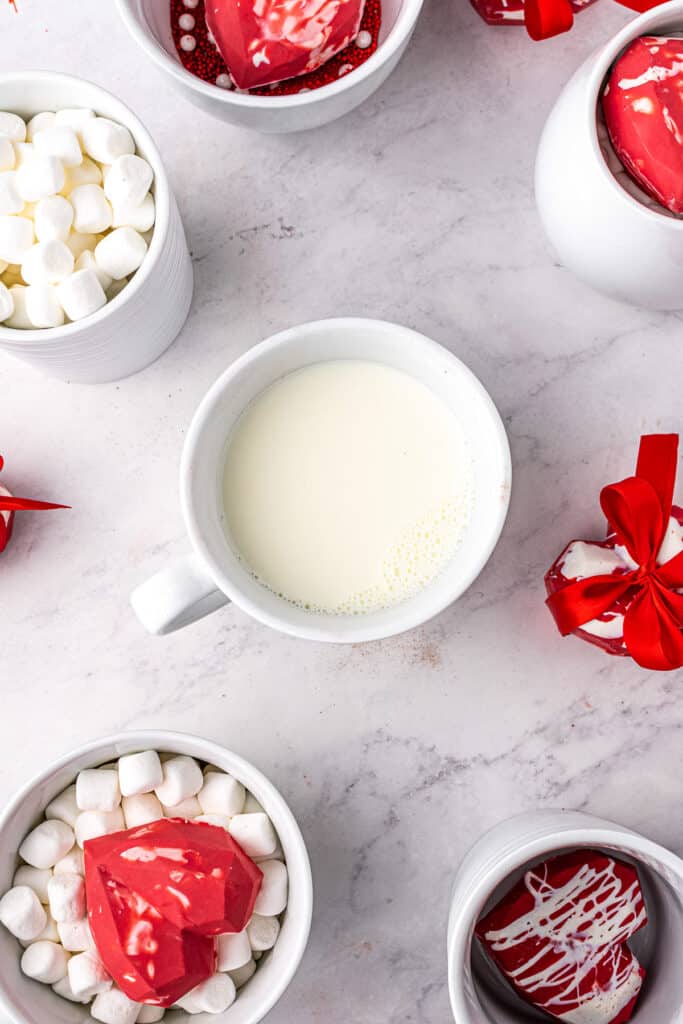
[243,794,265,814]
[4,285,32,328]
[0,886,47,941]
[22,239,74,285]
[28,911,60,944]
[34,126,82,168]
[13,142,34,167]
[216,929,252,971]
[19,820,74,870]
[0,136,14,171]
[91,987,141,1024]
[253,859,288,916]
[76,768,121,813]
[68,949,112,999]
[112,193,155,233]
[53,974,90,1003]
[198,773,245,818]
[57,268,107,322]
[75,808,125,848]
[0,280,14,321]
[0,215,33,263]
[155,755,203,807]
[83,118,135,165]
[25,284,65,328]
[75,249,112,291]
[65,230,97,259]
[194,814,231,829]
[175,973,236,1014]
[47,872,85,923]
[58,917,93,952]
[35,195,73,241]
[247,913,280,952]
[45,785,79,828]
[136,1008,165,1023]
[54,846,84,876]
[163,796,201,819]
[104,155,153,211]
[15,155,65,202]
[21,940,70,984]
[122,793,163,829]
[70,184,112,234]
[13,866,51,904]
[0,112,27,141]
[118,750,163,797]
[94,226,146,280]
[55,107,95,140]
[26,112,56,142]
[228,958,256,990]
[0,171,23,215]
[228,813,277,859]
[63,156,102,192]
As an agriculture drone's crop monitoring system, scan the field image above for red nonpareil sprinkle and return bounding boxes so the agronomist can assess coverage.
[170,0,381,96]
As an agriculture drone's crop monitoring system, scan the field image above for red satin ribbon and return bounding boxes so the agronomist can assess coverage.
[0,455,69,552]
[524,0,668,41]
[547,434,683,670]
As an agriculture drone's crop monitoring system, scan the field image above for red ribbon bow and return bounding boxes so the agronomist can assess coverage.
[547,435,683,671]
[0,455,69,552]
[525,0,667,41]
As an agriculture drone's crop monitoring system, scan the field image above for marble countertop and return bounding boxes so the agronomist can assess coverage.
[1,1,682,1020]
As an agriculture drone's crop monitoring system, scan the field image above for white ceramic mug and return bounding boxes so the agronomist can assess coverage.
[535,1,683,311]
[448,810,683,1024]
[131,318,511,642]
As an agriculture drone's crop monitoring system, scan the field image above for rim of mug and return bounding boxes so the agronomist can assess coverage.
[0,70,170,344]
[447,822,683,1023]
[179,317,512,643]
[115,0,425,110]
[587,0,683,230]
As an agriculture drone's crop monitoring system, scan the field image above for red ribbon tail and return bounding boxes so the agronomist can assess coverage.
[623,584,683,670]
[0,497,69,511]
[613,0,666,11]
[524,0,574,39]
[546,573,635,636]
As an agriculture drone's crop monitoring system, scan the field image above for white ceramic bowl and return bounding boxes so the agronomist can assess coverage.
[448,810,683,1024]
[115,0,424,133]
[131,317,512,641]
[535,1,683,311]
[0,731,313,1024]
[0,73,194,383]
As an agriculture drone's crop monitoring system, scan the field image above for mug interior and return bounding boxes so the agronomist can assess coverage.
[181,318,511,642]
[0,731,312,1024]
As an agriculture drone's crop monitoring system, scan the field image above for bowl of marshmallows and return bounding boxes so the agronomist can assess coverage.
[0,72,193,384]
[0,731,313,1024]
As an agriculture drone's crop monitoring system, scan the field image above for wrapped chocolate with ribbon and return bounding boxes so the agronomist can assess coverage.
[545,434,683,671]
[471,0,668,41]
[0,455,69,553]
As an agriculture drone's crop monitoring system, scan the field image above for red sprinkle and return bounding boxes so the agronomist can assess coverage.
[170,0,381,96]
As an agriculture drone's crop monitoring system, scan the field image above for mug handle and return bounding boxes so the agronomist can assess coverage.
[131,552,229,634]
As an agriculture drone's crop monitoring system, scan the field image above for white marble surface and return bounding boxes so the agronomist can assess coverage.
[1,1,683,1021]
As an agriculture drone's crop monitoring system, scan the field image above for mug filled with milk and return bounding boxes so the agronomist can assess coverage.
[131,318,511,642]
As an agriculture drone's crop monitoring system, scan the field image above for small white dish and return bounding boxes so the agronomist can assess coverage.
[447,810,683,1024]
[131,317,512,642]
[0,730,313,1024]
[115,0,425,133]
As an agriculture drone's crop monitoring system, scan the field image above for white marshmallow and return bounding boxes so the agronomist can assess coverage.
[58,917,93,952]
[216,929,252,971]
[122,793,163,829]
[243,794,265,814]
[0,171,23,214]
[47,872,85,923]
[70,184,112,234]
[76,769,121,813]
[91,987,141,1024]
[13,142,34,167]
[163,796,202,819]
[45,785,80,828]
[35,195,73,241]
[57,268,107,323]
[13,866,51,904]
[155,756,203,807]
[26,112,56,142]
[112,193,155,233]
[83,118,135,165]
[75,808,125,848]
[65,230,97,259]
[75,249,112,291]
[55,107,95,141]
[104,155,153,211]
[0,886,47,941]
[228,813,277,859]
[0,280,14,321]
[22,239,74,284]
[21,940,69,984]
[63,157,102,192]
[247,913,280,951]
[175,973,236,1014]
[228,958,256,990]
[15,155,65,202]
[253,859,288,916]
[68,949,112,999]
[94,227,146,280]
[118,751,163,797]
[0,136,15,171]
[136,1008,165,1023]
[0,215,33,263]
[54,846,84,876]
[194,814,231,829]
[34,126,82,168]
[198,773,245,818]
[53,973,90,1003]
[28,911,59,944]
[19,820,74,869]
[25,283,65,328]
[0,112,27,141]
[4,285,32,328]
